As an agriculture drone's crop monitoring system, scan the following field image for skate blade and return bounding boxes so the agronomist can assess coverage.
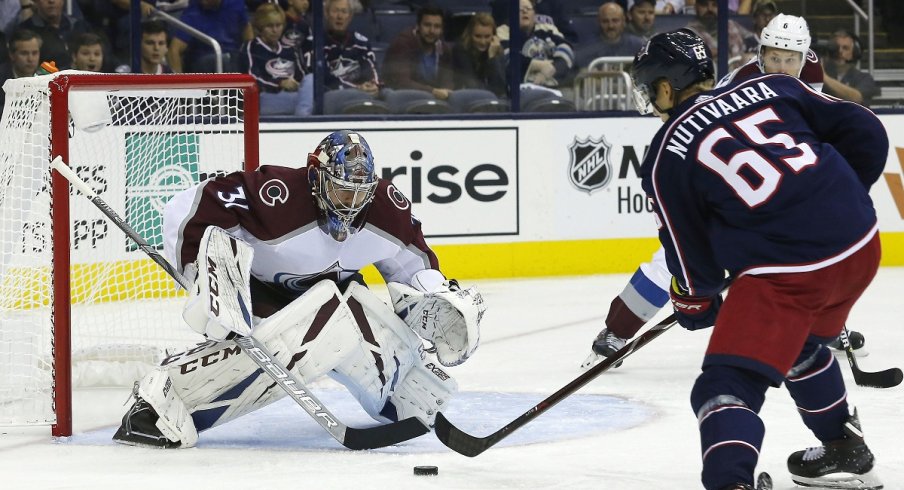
[791,467,883,489]
[580,352,601,370]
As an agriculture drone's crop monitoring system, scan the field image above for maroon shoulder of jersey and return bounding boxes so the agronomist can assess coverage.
[800,49,824,86]
[191,165,319,242]
[364,179,439,268]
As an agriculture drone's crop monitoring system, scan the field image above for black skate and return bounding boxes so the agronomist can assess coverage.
[112,387,181,449]
[787,410,882,489]
[581,328,627,369]
[828,330,868,357]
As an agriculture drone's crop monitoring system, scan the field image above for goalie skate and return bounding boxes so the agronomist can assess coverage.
[113,390,180,449]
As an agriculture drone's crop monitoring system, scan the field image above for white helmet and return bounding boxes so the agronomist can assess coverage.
[758,13,811,75]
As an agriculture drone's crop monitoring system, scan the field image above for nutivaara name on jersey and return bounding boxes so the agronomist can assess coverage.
[666,81,779,159]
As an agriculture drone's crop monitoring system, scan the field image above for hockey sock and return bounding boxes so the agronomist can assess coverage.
[785,342,848,442]
[691,366,770,490]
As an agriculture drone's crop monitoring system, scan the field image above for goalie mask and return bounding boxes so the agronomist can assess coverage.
[308,130,378,241]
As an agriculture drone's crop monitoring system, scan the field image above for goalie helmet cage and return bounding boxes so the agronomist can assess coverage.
[0,72,260,437]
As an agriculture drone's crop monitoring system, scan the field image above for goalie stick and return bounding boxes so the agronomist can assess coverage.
[434,312,680,457]
[51,156,429,450]
[839,325,903,389]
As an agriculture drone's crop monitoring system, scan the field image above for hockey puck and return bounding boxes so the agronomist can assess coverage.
[413,465,439,476]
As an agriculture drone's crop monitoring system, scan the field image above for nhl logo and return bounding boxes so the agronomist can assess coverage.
[568,136,613,194]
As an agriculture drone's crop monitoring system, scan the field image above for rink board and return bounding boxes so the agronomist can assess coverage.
[260,115,904,281]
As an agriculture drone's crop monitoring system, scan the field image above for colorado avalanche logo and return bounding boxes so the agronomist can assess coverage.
[568,136,613,194]
[259,179,288,207]
[387,183,410,210]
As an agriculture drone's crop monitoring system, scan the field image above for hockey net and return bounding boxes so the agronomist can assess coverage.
[0,72,259,436]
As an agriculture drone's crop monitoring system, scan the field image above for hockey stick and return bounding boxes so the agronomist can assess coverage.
[839,325,902,389]
[434,312,679,457]
[51,157,429,449]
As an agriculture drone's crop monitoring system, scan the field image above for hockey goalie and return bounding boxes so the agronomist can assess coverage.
[113,130,485,448]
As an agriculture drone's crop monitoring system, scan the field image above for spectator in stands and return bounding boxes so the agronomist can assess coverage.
[240,4,310,116]
[282,0,312,74]
[106,0,156,63]
[491,0,577,44]
[169,0,253,73]
[138,19,172,74]
[2,0,33,35]
[655,0,684,14]
[324,0,380,96]
[684,0,750,64]
[626,0,655,41]
[382,5,454,101]
[16,0,91,69]
[69,31,104,72]
[574,2,644,68]
[452,11,506,97]
[822,29,879,107]
[742,0,776,54]
[500,0,574,88]
[0,28,40,114]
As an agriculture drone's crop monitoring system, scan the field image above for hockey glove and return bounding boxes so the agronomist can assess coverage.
[388,270,485,367]
[669,277,722,331]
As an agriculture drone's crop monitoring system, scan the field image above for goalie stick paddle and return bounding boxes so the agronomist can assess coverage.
[434,313,679,457]
[839,326,903,389]
[51,157,429,449]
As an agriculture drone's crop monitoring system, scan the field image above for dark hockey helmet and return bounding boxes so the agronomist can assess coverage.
[307,130,378,241]
[632,29,714,114]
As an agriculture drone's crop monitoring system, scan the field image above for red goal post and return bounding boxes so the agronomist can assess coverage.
[0,72,259,437]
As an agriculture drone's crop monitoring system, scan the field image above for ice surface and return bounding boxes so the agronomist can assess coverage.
[2,269,902,489]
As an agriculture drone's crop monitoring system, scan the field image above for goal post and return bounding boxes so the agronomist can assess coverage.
[0,72,260,437]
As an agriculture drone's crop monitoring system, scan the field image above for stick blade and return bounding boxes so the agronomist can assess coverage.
[854,367,904,389]
[342,417,430,450]
[434,412,491,457]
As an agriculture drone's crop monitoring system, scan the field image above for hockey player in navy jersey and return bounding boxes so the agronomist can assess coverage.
[629,30,886,490]
[584,13,864,370]
[112,131,485,449]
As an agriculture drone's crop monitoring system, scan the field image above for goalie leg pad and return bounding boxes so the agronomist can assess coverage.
[328,282,432,423]
[145,281,367,436]
[383,360,458,427]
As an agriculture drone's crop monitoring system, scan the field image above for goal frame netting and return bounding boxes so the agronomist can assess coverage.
[3,72,260,437]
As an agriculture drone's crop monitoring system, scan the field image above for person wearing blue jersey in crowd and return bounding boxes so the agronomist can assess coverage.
[169,0,253,73]
[323,0,380,96]
[499,0,574,89]
[239,3,311,116]
[628,29,886,490]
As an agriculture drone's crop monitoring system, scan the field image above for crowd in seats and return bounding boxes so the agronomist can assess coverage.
[0,0,890,116]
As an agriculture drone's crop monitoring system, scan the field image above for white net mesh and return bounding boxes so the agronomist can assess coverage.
[0,72,252,427]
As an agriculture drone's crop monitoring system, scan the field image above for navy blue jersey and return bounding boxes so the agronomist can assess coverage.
[281,17,313,74]
[238,38,303,93]
[641,73,888,297]
[324,30,379,89]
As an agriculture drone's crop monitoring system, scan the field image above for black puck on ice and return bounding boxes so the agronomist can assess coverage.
[413,465,439,476]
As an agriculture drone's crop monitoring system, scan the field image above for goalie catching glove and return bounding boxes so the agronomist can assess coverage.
[182,226,255,341]
[388,270,485,367]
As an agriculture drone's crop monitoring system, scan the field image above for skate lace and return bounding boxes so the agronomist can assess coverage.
[802,446,826,462]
